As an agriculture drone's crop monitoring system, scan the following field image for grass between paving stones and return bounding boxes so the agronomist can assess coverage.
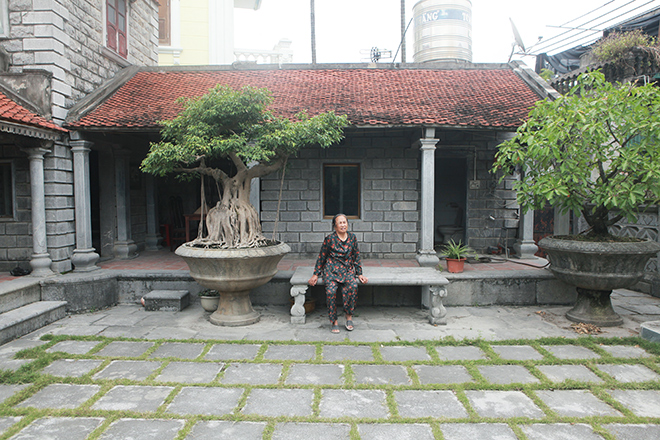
[0,335,657,439]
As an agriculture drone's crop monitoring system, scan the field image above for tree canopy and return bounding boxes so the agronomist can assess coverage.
[493,71,660,236]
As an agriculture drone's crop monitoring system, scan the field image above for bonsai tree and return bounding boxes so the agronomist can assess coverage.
[141,85,348,248]
[493,70,660,238]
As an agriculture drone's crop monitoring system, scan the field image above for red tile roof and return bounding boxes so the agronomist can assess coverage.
[0,91,66,132]
[66,66,542,130]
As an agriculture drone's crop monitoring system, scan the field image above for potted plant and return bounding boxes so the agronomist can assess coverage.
[493,71,660,326]
[141,85,347,326]
[441,240,475,273]
[198,289,220,312]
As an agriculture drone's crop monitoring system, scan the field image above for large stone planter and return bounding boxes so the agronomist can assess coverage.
[176,241,290,326]
[539,236,660,326]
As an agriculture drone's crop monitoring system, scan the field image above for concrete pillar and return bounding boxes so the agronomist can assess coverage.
[416,128,440,267]
[554,209,570,236]
[113,149,138,259]
[23,145,54,276]
[144,174,162,250]
[70,140,100,271]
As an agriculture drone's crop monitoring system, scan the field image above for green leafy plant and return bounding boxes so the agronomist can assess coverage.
[141,85,348,249]
[441,239,475,260]
[591,29,657,63]
[492,70,660,238]
[198,289,219,297]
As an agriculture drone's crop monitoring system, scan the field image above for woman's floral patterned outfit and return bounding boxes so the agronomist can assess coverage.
[313,231,363,322]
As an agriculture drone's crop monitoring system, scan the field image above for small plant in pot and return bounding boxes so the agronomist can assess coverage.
[198,289,220,312]
[493,71,660,326]
[441,240,475,273]
[141,85,347,326]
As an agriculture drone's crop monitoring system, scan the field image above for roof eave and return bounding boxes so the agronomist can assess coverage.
[0,120,64,141]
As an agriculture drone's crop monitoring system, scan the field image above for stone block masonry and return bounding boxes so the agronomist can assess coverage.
[261,132,420,258]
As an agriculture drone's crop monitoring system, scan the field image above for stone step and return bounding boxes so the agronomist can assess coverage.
[641,321,660,343]
[0,278,42,314]
[0,301,67,345]
[143,290,190,312]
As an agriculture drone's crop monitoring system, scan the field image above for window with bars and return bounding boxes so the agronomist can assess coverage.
[107,0,127,57]
[323,164,360,218]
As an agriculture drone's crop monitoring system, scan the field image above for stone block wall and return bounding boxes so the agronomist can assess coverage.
[261,131,421,259]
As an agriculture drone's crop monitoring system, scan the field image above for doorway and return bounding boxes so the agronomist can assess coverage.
[434,157,467,249]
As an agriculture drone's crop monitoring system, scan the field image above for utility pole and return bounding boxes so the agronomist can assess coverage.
[310,0,317,64]
[400,0,406,63]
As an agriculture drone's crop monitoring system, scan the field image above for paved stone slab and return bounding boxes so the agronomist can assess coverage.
[272,422,351,440]
[186,421,267,440]
[607,390,660,417]
[0,417,22,436]
[395,390,468,418]
[156,361,223,383]
[537,364,604,383]
[286,363,345,385]
[413,365,473,384]
[596,364,660,382]
[379,346,431,362]
[17,384,101,409]
[43,359,104,378]
[353,364,411,385]
[0,384,28,404]
[347,329,398,343]
[320,389,389,419]
[490,345,543,360]
[0,357,30,371]
[535,390,621,417]
[322,345,374,361]
[10,417,103,440]
[166,387,243,416]
[521,423,605,440]
[477,365,540,384]
[263,344,316,361]
[599,345,651,358]
[94,341,154,357]
[604,423,660,440]
[98,418,185,440]
[91,385,174,412]
[47,340,101,355]
[243,388,314,417]
[435,345,488,361]
[465,390,545,419]
[541,345,600,360]
[221,363,282,384]
[439,423,518,440]
[0,338,46,356]
[93,360,161,381]
[205,344,261,361]
[149,342,205,359]
[358,423,434,440]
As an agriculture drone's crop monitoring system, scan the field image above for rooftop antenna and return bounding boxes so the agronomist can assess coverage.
[508,18,528,62]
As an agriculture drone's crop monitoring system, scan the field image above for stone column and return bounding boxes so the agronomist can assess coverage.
[144,174,162,250]
[23,145,54,276]
[513,207,539,259]
[113,149,138,259]
[70,140,100,271]
[416,128,440,267]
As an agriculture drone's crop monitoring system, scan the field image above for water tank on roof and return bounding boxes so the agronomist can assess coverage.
[413,0,472,63]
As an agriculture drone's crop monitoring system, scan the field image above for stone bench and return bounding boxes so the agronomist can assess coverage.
[289,266,449,325]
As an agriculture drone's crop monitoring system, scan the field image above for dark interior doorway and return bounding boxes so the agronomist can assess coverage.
[434,157,467,249]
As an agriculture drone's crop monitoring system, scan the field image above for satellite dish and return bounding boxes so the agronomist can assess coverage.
[508,18,527,62]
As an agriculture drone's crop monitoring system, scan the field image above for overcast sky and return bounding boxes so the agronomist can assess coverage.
[234,0,660,65]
